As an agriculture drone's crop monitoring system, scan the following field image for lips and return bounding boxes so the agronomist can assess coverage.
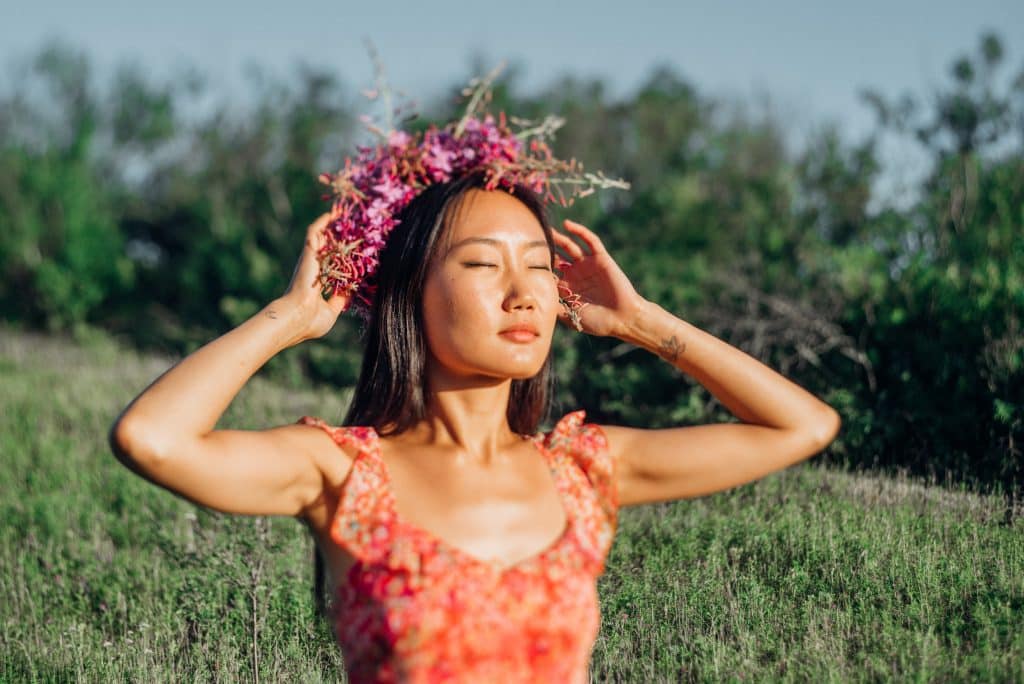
[499,324,539,335]
[498,323,540,342]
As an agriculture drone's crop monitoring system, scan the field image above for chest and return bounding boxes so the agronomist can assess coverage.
[308,442,577,588]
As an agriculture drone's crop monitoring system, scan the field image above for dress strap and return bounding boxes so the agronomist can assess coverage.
[296,416,378,455]
[539,410,618,574]
[297,417,390,564]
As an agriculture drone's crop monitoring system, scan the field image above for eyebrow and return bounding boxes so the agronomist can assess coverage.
[448,237,550,253]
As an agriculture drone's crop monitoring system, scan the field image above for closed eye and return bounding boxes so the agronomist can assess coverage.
[462,262,552,271]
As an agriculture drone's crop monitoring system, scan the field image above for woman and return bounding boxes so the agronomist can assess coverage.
[110,169,841,682]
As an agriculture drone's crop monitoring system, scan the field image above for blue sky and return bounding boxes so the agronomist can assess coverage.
[3,0,1022,206]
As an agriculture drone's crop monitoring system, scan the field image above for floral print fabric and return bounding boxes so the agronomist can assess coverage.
[297,410,618,684]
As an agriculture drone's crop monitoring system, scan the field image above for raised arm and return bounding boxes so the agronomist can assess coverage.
[604,299,840,504]
[109,214,352,518]
[551,219,841,507]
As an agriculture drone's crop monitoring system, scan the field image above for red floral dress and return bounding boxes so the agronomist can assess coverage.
[296,410,618,684]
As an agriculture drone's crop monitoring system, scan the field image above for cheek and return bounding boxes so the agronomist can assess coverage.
[425,274,492,324]
[421,274,498,356]
[421,271,560,361]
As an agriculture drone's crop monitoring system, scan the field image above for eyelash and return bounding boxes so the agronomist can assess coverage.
[464,262,551,271]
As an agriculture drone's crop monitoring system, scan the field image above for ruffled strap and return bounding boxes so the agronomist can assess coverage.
[541,410,618,573]
[297,417,391,565]
[297,416,376,454]
[296,417,467,580]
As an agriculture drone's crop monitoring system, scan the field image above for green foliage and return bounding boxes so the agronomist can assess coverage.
[0,118,134,330]
[0,31,1022,490]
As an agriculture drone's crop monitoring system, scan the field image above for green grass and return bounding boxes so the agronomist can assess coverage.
[1,324,1021,683]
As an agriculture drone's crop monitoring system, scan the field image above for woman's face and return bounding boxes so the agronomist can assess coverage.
[421,188,559,383]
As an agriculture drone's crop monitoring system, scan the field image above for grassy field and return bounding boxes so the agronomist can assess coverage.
[1,324,1021,683]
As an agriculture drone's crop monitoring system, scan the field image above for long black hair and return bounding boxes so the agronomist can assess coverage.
[313,170,557,618]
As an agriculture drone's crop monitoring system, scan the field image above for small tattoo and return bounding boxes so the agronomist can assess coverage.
[659,335,685,362]
[265,309,278,319]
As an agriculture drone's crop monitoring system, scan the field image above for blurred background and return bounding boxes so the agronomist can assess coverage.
[2,0,1022,493]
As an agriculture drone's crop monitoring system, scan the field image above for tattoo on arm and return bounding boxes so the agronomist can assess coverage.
[658,335,685,363]
[265,309,278,320]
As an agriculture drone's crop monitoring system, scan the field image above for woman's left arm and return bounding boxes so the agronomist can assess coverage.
[552,219,841,506]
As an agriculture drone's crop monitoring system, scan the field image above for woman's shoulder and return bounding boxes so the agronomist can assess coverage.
[541,410,613,486]
[542,409,619,530]
[296,416,378,456]
[539,410,609,454]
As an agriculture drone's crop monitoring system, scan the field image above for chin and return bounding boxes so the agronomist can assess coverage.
[471,357,545,380]
[467,355,548,381]
[505,365,545,381]
[432,339,552,382]
[499,349,551,378]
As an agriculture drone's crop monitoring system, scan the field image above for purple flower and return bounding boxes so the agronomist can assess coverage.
[372,176,407,205]
[423,142,456,175]
[364,198,391,229]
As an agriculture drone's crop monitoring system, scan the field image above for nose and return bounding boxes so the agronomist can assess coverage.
[502,271,538,311]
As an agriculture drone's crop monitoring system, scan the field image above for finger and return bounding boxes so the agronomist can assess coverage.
[305,212,334,250]
[551,226,586,261]
[326,289,352,314]
[309,212,333,232]
[563,219,606,256]
[293,214,333,286]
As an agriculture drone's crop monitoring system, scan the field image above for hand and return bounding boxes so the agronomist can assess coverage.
[280,213,351,341]
[551,219,646,338]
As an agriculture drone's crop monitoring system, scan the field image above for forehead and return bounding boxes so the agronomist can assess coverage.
[443,188,546,243]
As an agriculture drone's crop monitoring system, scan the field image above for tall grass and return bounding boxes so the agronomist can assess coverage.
[1,324,1020,682]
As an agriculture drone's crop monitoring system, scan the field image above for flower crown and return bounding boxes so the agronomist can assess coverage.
[316,59,630,325]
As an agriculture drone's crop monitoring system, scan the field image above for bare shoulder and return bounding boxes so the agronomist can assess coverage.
[254,421,361,530]
[287,420,359,493]
[589,423,633,461]
[588,423,643,496]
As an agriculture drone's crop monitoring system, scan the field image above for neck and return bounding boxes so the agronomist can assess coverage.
[401,366,523,465]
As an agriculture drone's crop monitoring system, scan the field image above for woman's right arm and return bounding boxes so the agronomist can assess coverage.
[108,214,352,519]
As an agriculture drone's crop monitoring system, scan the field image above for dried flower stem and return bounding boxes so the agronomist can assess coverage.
[454,60,507,138]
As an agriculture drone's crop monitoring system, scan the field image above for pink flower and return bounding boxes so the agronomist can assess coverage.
[317,91,630,321]
[372,176,407,205]
[387,130,412,148]
[424,142,456,175]
[364,198,391,229]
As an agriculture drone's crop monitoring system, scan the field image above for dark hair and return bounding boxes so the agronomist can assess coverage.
[313,170,557,618]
